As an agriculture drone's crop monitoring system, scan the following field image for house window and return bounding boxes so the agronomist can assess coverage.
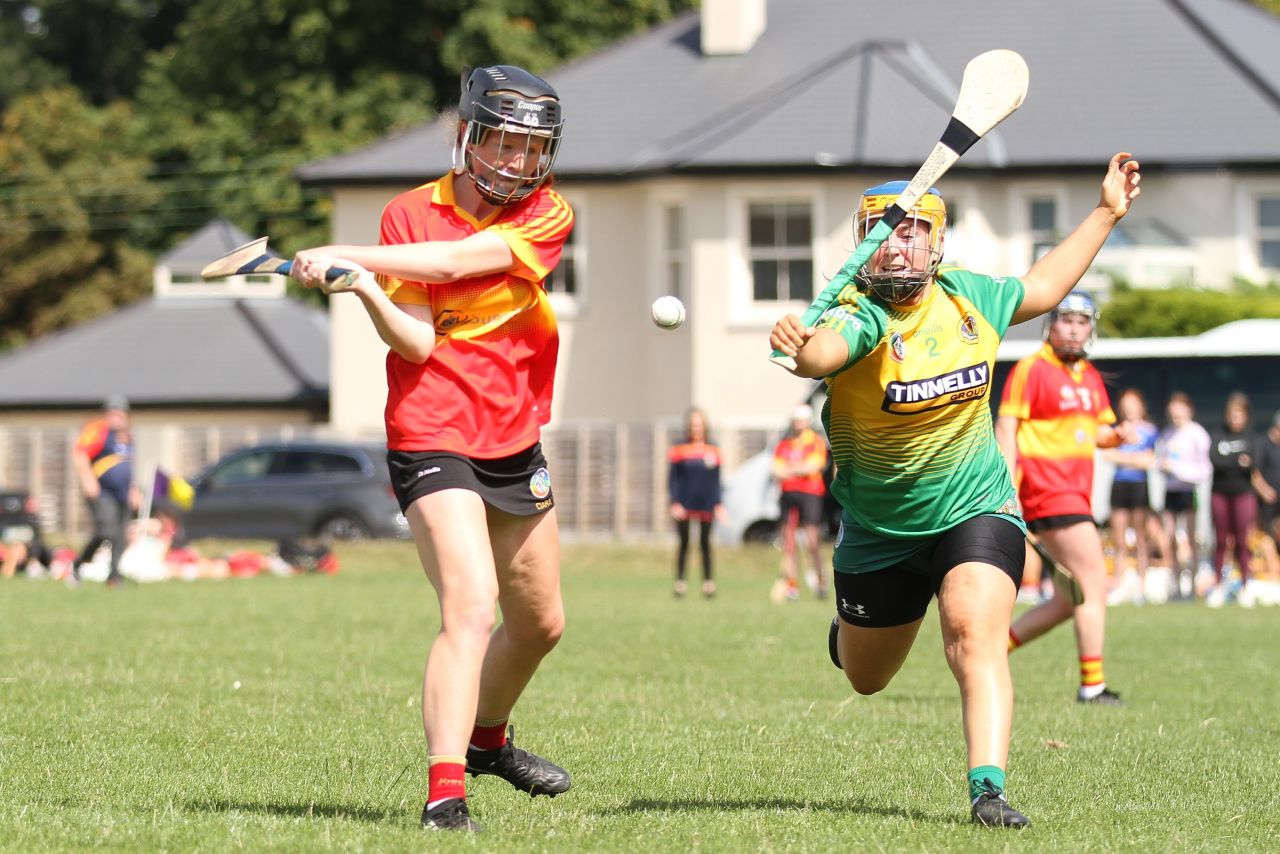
[662,204,687,301]
[1030,198,1057,262]
[748,202,813,302]
[1260,197,1280,271]
[546,224,577,295]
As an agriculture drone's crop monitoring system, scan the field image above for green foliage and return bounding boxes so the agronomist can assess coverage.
[2,542,1280,849]
[0,86,157,347]
[1100,282,1280,338]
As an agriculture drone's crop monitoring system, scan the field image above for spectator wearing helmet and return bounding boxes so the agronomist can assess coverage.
[997,291,1136,708]
[288,65,573,833]
[770,152,1141,829]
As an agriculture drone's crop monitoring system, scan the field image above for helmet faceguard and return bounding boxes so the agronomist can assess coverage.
[853,181,946,304]
[452,65,565,205]
[1044,290,1099,359]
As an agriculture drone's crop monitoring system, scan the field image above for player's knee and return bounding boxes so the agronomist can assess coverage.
[844,668,891,696]
[443,594,499,640]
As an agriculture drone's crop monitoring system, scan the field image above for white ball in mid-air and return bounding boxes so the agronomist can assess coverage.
[651,295,686,330]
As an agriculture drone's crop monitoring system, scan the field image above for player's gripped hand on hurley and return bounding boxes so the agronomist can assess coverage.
[770,314,815,358]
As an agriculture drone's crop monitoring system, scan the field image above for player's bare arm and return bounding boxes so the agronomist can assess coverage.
[293,231,514,284]
[769,315,848,378]
[1013,152,1141,324]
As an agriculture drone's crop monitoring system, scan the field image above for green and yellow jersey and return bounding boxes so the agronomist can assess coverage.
[816,267,1025,540]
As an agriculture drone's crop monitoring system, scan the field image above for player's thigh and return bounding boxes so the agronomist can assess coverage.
[936,561,1018,647]
[488,505,564,639]
[1036,520,1107,579]
[405,489,498,608]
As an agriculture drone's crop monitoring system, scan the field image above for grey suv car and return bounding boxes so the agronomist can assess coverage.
[184,440,409,541]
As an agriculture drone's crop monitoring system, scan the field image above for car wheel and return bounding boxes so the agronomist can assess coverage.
[742,520,779,546]
[315,514,370,542]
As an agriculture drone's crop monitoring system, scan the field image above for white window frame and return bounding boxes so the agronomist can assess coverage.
[1009,184,1069,268]
[726,182,824,327]
[1235,181,1280,281]
[647,187,690,305]
[545,191,584,318]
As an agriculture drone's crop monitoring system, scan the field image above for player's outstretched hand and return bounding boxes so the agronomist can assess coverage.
[769,314,816,359]
[291,250,373,295]
[1101,152,1141,221]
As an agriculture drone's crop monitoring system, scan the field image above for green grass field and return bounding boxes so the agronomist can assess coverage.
[2,541,1278,851]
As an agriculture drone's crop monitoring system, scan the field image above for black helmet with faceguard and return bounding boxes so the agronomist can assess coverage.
[453,65,565,205]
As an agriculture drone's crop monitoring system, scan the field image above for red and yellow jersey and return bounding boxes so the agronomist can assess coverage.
[75,419,133,501]
[378,172,573,457]
[998,343,1115,521]
[772,428,828,495]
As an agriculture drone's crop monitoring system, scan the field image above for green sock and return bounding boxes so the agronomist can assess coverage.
[968,765,1006,802]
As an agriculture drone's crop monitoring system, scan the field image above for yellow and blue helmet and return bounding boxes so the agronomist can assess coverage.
[853,181,947,303]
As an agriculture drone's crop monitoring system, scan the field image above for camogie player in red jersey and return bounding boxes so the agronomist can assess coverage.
[290,65,573,832]
[997,291,1135,705]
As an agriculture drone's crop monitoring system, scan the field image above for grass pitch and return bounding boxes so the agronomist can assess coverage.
[2,541,1278,851]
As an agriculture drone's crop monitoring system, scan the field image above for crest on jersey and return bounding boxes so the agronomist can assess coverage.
[958,313,979,343]
[889,332,906,363]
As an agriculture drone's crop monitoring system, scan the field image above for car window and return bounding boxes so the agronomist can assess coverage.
[280,451,364,476]
[206,450,277,487]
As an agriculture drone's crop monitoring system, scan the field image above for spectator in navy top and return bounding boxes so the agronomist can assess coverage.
[1102,389,1158,603]
[667,408,725,598]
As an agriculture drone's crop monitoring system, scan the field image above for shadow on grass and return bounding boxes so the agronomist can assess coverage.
[609,796,944,824]
[183,799,397,824]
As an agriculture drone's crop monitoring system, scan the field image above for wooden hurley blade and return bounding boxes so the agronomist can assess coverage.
[200,237,289,280]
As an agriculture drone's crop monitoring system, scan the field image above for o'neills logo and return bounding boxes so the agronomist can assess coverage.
[882,362,989,414]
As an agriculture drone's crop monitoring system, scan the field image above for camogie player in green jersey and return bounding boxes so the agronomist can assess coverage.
[770,152,1141,828]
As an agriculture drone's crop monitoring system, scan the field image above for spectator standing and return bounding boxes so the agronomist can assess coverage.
[667,407,725,598]
[1252,412,1280,577]
[72,395,139,587]
[1155,392,1212,598]
[1102,389,1159,604]
[771,404,829,600]
[1206,392,1258,605]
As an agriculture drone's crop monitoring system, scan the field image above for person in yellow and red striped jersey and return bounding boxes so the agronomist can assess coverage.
[997,291,1136,707]
[772,404,829,600]
[72,394,139,587]
[290,65,572,833]
[667,407,725,598]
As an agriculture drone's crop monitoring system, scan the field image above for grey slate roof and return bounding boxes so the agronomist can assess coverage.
[0,297,329,410]
[298,0,1280,186]
[157,219,256,272]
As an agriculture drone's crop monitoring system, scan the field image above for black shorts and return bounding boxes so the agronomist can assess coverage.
[387,444,554,516]
[1026,514,1095,534]
[834,515,1024,628]
[1109,480,1150,511]
[1163,490,1196,514]
[780,491,824,526]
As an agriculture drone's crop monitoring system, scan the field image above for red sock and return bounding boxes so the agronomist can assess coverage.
[470,720,508,751]
[428,756,466,805]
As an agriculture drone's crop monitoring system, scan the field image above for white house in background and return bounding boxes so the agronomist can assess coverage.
[298,0,1280,438]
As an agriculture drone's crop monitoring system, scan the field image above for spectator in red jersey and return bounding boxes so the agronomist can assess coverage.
[71,395,140,587]
[772,404,829,600]
[667,407,725,598]
[289,66,571,833]
[997,292,1135,706]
